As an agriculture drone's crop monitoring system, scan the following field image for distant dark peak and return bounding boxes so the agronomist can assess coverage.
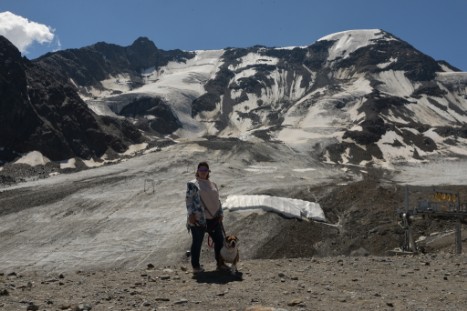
[0,35,22,59]
[131,37,158,50]
[92,41,120,48]
[0,35,15,48]
[84,41,124,56]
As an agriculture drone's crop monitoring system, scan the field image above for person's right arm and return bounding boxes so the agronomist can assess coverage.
[186,182,201,225]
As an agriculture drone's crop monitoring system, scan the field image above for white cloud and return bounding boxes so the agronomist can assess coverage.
[0,11,54,53]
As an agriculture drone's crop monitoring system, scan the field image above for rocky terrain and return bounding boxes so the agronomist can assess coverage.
[1,159,466,311]
[1,254,466,311]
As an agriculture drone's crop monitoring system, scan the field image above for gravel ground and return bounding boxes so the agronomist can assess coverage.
[1,254,466,311]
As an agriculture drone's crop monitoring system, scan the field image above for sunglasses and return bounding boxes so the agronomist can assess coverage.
[198,167,210,172]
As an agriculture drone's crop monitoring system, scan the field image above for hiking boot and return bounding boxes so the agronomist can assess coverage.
[192,266,204,274]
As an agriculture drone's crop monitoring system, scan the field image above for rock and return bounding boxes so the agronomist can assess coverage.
[74,303,92,311]
[26,303,39,311]
[350,247,369,257]
[287,299,303,306]
[174,298,188,304]
[244,307,288,311]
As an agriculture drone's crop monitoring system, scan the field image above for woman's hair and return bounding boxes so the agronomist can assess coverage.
[195,161,210,179]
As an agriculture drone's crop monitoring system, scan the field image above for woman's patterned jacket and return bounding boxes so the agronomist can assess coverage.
[185,179,223,229]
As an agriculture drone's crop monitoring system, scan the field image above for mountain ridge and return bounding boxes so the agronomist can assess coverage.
[0,35,144,165]
[1,29,466,175]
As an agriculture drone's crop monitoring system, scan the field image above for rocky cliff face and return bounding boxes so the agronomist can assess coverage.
[0,36,143,164]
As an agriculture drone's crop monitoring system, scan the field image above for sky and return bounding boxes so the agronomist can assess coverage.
[0,0,466,71]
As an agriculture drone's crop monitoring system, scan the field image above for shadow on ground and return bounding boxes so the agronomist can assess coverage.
[192,270,243,284]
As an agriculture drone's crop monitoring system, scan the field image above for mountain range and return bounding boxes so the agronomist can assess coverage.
[1,29,466,171]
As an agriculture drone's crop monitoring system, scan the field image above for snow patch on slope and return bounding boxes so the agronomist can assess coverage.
[14,151,50,167]
[318,29,393,61]
[228,52,279,71]
[376,70,417,97]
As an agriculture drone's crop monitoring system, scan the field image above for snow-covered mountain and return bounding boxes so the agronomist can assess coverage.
[4,29,467,170]
[37,29,466,168]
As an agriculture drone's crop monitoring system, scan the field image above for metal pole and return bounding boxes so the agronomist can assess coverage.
[455,219,462,254]
[404,186,417,253]
[455,191,462,254]
[404,185,409,212]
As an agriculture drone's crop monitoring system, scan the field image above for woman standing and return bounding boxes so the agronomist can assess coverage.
[185,161,228,273]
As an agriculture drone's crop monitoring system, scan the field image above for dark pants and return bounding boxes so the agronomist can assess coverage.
[190,219,224,269]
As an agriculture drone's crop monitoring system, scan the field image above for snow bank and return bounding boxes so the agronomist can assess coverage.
[122,143,148,156]
[14,151,50,166]
[60,158,76,169]
[223,195,326,222]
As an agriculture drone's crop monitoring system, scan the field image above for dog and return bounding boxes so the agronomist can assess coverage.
[219,235,240,275]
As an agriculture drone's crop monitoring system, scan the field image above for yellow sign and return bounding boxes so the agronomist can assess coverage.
[433,192,457,202]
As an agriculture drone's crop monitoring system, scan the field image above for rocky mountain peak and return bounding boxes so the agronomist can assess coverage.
[316,29,442,81]
[0,35,23,61]
[130,36,158,50]
[0,36,143,165]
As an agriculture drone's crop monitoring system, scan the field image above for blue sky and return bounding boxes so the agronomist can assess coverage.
[0,0,466,71]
